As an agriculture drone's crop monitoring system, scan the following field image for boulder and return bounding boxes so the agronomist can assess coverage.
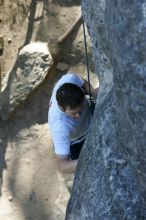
[66,1,146,219]
[0,42,53,120]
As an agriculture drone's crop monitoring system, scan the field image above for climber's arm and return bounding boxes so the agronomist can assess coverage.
[55,154,78,173]
[82,78,99,100]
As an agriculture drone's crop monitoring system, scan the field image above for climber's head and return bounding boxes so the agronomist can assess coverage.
[56,83,85,118]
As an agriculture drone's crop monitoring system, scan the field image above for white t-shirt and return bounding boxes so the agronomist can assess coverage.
[48,73,92,155]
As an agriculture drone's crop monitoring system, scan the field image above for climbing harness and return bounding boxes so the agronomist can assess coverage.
[82,19,96,116]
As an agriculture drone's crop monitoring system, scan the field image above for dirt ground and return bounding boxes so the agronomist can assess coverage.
[0,1,98,220]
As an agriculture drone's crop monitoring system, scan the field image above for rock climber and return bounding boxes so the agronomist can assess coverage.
[48,73,98,173]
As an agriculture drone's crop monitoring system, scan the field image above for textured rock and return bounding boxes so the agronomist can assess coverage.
[0,35,4,55]
[56,62,69,71]
[66,1,146,220]
[0,42,53,120]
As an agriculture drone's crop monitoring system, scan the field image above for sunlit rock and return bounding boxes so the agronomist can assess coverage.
[0,42,53,120]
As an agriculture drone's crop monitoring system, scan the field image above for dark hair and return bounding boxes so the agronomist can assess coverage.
[56,83,85,111]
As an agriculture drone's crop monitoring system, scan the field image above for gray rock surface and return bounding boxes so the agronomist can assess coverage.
[0,42,53,120]
[66,1,146,219]
[56,62,69,71]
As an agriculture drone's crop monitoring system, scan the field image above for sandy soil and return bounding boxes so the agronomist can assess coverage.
[0,1,98,219]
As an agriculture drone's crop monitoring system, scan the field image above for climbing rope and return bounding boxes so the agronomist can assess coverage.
[82,19,92,101]
[83,19,96,115]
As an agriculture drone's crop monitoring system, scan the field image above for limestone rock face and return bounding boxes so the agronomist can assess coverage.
[0,42,53,120]
[66,1,146,220]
